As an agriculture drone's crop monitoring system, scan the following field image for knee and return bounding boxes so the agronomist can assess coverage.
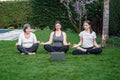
[62,46,69,50]
[93,48,102,54]
[34,43,39,47]
[63,45,69,50]
[72,50,78,55]
[97,48,102,53]
[16,45,21,49]
[44,45,51,49]
[63,46,69,53]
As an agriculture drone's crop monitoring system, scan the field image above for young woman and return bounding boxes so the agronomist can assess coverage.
[41,21,70,53]
[72,20,102,55]
[16,23,39,55]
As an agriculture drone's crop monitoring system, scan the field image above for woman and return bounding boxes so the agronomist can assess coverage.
[41,21,70,53]
[16,23,39,55]
[72,20,102,55]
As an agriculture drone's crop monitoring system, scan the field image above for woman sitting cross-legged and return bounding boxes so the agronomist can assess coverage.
[16,23,39,55]
[40,21,71,53]
[72,20,102,55]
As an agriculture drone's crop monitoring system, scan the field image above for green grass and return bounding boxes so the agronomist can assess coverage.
[0,29,120,80]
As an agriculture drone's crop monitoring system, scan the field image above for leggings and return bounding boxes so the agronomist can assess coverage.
[17,43,39,54]
[72,47,102,55]
[44,45,69,53]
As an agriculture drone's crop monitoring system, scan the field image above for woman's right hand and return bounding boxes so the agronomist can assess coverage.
[16,43,19,46]
[73,44,79,48]
[40,42,45,45]
[67,42,71,46]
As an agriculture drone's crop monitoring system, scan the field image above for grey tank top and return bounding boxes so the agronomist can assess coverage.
[53,31,63,47]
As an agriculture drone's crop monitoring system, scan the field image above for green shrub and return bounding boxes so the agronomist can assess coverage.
[0,0,120,36]
[0,1,32,29]
[30,0,72,30]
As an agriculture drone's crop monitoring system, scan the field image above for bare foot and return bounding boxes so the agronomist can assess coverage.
[28,53,36,55]
[32,52,36,55]
[21,53,25,55]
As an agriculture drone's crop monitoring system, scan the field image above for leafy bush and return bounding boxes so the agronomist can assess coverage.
[0,1,32,29]
[30,0,72,30]
[0,0,120,36]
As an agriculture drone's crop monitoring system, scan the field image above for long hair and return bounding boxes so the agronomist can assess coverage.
[83,20,93,33]
[23,23,31,32]
[53,20,63,31]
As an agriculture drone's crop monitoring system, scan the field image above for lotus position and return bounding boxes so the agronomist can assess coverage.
[41,21,70,53]
[72,20,102,55]
[16,23,39,55]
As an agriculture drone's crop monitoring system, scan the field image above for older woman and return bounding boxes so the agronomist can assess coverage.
[72,20,102,55]
[41,21,70,53]
[16,23,39,55]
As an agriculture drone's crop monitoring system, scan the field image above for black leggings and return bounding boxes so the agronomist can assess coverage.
[17,43,39,54]
[44,45,69,53]
[72,47,102,55]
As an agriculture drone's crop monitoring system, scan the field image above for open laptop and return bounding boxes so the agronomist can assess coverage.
[50,52,65,61]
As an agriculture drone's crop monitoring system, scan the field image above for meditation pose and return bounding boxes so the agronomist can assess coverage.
[41,21,70,53]
[72,20,102,55]
[16,24,39,55]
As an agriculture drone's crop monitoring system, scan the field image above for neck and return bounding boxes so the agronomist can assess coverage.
[56,29,61,32]
[25,32,30,35]
[85,29,90,32]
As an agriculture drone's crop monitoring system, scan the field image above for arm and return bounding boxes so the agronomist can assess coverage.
[73,37,87,52]
[33,33,37,43]
[73,37,83,48]
[40,32,54,45]
[93,32,100,48]
[62,32,70,46]
[93,38,100,48]
[16,34,22,46]
[33,33,40,43]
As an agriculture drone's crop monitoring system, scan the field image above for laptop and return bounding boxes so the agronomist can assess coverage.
[50,52,65,61]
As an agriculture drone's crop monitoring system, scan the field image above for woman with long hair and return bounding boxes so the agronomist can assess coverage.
[41,21,70,53]
[72,20,102,55]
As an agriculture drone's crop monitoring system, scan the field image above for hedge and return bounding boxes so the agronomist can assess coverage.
[0,0,120,36]
[0,1,32,29]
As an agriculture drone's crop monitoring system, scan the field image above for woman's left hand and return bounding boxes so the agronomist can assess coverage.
[95,44,101,48]
[37,41,40,44]
[67,42,71,46]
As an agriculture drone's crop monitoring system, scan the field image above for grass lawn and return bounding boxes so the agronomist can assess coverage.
[0,29,120,80]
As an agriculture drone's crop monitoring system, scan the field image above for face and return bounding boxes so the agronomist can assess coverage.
[25,27,31,34]
[55,23,61,30]
[83,22,90,30]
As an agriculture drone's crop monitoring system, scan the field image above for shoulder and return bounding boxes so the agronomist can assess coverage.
[62,31,67,37]
[79,30,85,36]
[80,31,85,34]
[92,31,96,35]
[62,31,66,35]
[50,31,54,36]
[51,31,54,34]
[30,32,36,36]
[19,32,24,37]
[92,31,97,38]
